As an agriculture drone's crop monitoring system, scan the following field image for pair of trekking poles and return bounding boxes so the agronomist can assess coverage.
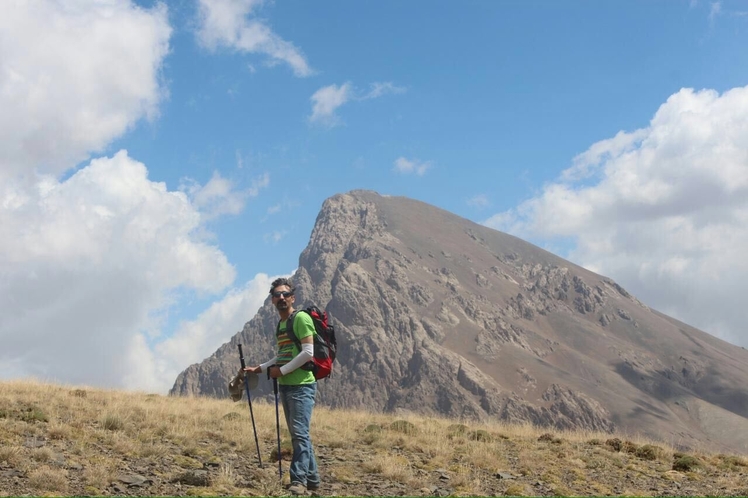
[238,344,283,480]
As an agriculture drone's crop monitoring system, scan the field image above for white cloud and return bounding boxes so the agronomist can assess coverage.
[0,0,171,181]
[264,230,288,244]
[362,82,407,100]
[196,0,312,77]
[0,151,238,389]
[467,194,491,209]
[128,272,287,393]
[309,81,405,126]
[309,82,354,126]
[485,86,748,347]
[393,157,431,176]
[180,171,270,221]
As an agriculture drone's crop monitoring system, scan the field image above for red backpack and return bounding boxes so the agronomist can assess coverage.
[281,305,337,380]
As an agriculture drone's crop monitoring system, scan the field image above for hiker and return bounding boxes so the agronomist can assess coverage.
[244,278,320,495]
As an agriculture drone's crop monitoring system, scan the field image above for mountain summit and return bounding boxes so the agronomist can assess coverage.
[171,190,748,453]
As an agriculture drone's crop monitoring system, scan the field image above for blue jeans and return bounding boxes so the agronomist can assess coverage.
[279,383,319,487]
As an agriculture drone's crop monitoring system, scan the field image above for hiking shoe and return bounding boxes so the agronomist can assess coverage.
[307,482,320,491]
[288,483,307,495]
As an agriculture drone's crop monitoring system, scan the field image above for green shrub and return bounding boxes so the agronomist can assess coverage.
[362,433,379,445]
[622,440,639,453]
[605,438,623,452]
[389,420,417,435]
[102,414,124,431]
[20,406,48,423]
[717,454,747,469]
[468,429,493,442]
[673,455,701,472]
[635,444,662,461]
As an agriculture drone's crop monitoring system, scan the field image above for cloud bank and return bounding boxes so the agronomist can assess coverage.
[485,86,748,347]
[0,0,282,393]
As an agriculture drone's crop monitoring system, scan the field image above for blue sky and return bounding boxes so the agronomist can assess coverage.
[2,0,748,393]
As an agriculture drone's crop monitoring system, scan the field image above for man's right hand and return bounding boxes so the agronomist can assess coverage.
[244,366,261,374]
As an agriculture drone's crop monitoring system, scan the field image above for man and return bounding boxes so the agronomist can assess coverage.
[245,278,320,495]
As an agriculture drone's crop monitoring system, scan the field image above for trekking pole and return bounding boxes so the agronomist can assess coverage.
[238,344,263,468]
[269,369,283,481]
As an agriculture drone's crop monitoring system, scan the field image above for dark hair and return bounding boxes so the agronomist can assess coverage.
[270,277,295,294]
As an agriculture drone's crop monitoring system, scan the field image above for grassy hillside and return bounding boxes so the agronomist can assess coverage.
[0,380,746,497]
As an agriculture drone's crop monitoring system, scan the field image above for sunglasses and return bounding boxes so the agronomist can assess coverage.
[271,291,293,298]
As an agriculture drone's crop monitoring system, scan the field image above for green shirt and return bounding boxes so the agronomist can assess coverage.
[277,311,316,386]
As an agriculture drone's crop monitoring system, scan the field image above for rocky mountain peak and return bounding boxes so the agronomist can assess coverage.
[171,190,748,454]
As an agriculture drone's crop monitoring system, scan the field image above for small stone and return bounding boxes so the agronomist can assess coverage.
[171,470,209,486]
[23,437,46,448]
[111,483,127,494]
[118,473,149,487]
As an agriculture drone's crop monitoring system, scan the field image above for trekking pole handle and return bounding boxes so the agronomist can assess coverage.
[238,344,247,369]
[269,366,279,393]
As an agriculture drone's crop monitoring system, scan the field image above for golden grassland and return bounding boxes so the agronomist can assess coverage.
[0,379,747,497]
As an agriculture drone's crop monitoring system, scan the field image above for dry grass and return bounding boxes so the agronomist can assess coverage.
[0,379,746,497]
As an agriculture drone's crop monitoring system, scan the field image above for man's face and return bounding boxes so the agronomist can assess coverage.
[271,285,294,312]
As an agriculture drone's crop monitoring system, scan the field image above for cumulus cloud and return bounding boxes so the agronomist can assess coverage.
[309,82,354,126]
[0,0,171,181]
[393,157,431,176]
[180,171,270,221]
[309,81,405,126]
[196,0,312,77]
[485,86,748,347]
[0,151,237,389]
